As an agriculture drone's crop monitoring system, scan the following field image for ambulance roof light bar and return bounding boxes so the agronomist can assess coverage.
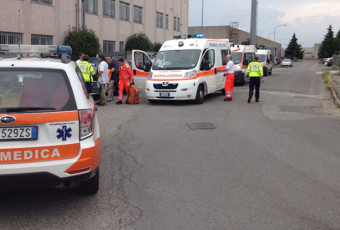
[0,45,72,56]
[173,33,205,39]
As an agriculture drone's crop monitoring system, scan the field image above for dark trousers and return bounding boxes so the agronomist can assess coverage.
[249,77,261,100]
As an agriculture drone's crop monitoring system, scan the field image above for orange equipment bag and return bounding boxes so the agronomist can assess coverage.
[126,84,139,104]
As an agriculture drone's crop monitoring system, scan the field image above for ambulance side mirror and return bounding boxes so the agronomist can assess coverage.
[243,59,249,66]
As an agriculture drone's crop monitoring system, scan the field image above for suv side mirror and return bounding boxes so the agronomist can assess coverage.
[90,82,101,94]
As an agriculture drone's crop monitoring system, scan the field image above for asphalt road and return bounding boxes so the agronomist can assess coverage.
[1,61,340,230]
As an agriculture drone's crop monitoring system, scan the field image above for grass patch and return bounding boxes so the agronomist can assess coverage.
[322,72,329,84]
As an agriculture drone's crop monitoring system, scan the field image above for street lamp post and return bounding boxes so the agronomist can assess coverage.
[273,24,286,64]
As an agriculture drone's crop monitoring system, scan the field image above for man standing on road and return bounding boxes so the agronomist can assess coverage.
[246,56,264,103]
[224,54,235,101]
[97,54,109,106]
[78,55,95,93]
[116,57,133,105]
[107,56,118,102]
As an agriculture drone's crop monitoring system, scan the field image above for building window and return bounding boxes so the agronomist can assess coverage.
[31,0,53,5]
[156,12,163,28]
[0,32,23,44]
[133,5,143,24]
[31,34,53,45]
[120,1,130,21]
[103,40,116,55]
[119,41,124,52]
[165,14,169,29]
[103,0,115,18]
[85,0,98,14]
[174,17,180,31]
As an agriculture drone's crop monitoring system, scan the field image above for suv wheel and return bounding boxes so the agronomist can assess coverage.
[79,168,99,195]
[194,85,204,104]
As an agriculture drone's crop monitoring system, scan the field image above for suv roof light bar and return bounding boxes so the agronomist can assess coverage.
[0,45,72,55]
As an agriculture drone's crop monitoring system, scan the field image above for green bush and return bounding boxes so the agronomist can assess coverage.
[152,42,162,52]
[125,33,153,51]
[64,28,100,60]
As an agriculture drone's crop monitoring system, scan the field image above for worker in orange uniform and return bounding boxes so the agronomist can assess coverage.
[116,57,134,105]
[223,54,235,101]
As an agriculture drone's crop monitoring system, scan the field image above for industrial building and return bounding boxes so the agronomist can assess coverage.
[0,0,188,53]
[189,25,283,57]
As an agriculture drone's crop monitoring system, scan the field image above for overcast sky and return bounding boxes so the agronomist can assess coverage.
[188,0,340,47]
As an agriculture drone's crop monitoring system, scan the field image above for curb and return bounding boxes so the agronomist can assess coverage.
[325,72,340,108]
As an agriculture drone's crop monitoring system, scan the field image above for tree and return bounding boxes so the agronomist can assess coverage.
[125,33,153,51]
[318,25,336,58]
[335,30,340,54]
[152,42,162,52]
[64,28,100,60]
[285,33,304,59]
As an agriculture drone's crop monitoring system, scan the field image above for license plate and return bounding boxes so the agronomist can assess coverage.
[0,126,38,141]
[159,92,170,97]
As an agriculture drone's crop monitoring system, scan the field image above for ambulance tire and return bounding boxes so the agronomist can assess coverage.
[194,85,205,104]
[240,78,245,86]
[79,168,99,195]
[221,89,226,95]
[269,68,272,75]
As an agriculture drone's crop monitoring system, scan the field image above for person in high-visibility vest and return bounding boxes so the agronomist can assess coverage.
[77,55,95,93]
[246,56,264,103]
[116,57,134,105]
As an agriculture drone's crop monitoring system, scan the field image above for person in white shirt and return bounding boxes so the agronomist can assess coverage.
[76,52,84,65]
[97,54,109,106]
[223,55,235,101]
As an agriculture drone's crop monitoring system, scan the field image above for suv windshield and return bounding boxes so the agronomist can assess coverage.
[152,50,201,70]
[0,69,76,113]
[231,52,242,64]
[258,54,267,62]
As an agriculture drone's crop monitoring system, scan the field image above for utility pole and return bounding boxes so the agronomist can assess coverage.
[250,0,257,45]
[201,0,204,29]
[82,0,86,29]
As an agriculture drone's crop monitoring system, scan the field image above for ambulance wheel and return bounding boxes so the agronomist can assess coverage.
[269,69,272,75]
[79,168,99,195]
[221,89,226,95]
[195,85,204,104]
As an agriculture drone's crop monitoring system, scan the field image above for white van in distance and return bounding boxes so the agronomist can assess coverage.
[231,45,257,86]
[256,49,273,76]
[131,34,232,104]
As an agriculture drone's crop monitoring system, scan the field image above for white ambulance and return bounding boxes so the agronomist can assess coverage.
[0,45,101,195]
[131,34,232,104]
[256,49,273,76]
[230,45,257,86]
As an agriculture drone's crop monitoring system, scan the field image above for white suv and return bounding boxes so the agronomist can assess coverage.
[0,45,101,195]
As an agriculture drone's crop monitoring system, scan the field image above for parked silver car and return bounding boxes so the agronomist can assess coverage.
[281,59,293,67]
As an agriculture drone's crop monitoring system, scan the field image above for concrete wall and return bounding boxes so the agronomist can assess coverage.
[189,26,282,57]
[0,0,188,51]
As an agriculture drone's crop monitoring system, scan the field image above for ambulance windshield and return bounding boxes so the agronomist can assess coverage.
[231,52,242,64]
[152,50,201,70]
[0,69,76,113]
[258,54,267,62]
